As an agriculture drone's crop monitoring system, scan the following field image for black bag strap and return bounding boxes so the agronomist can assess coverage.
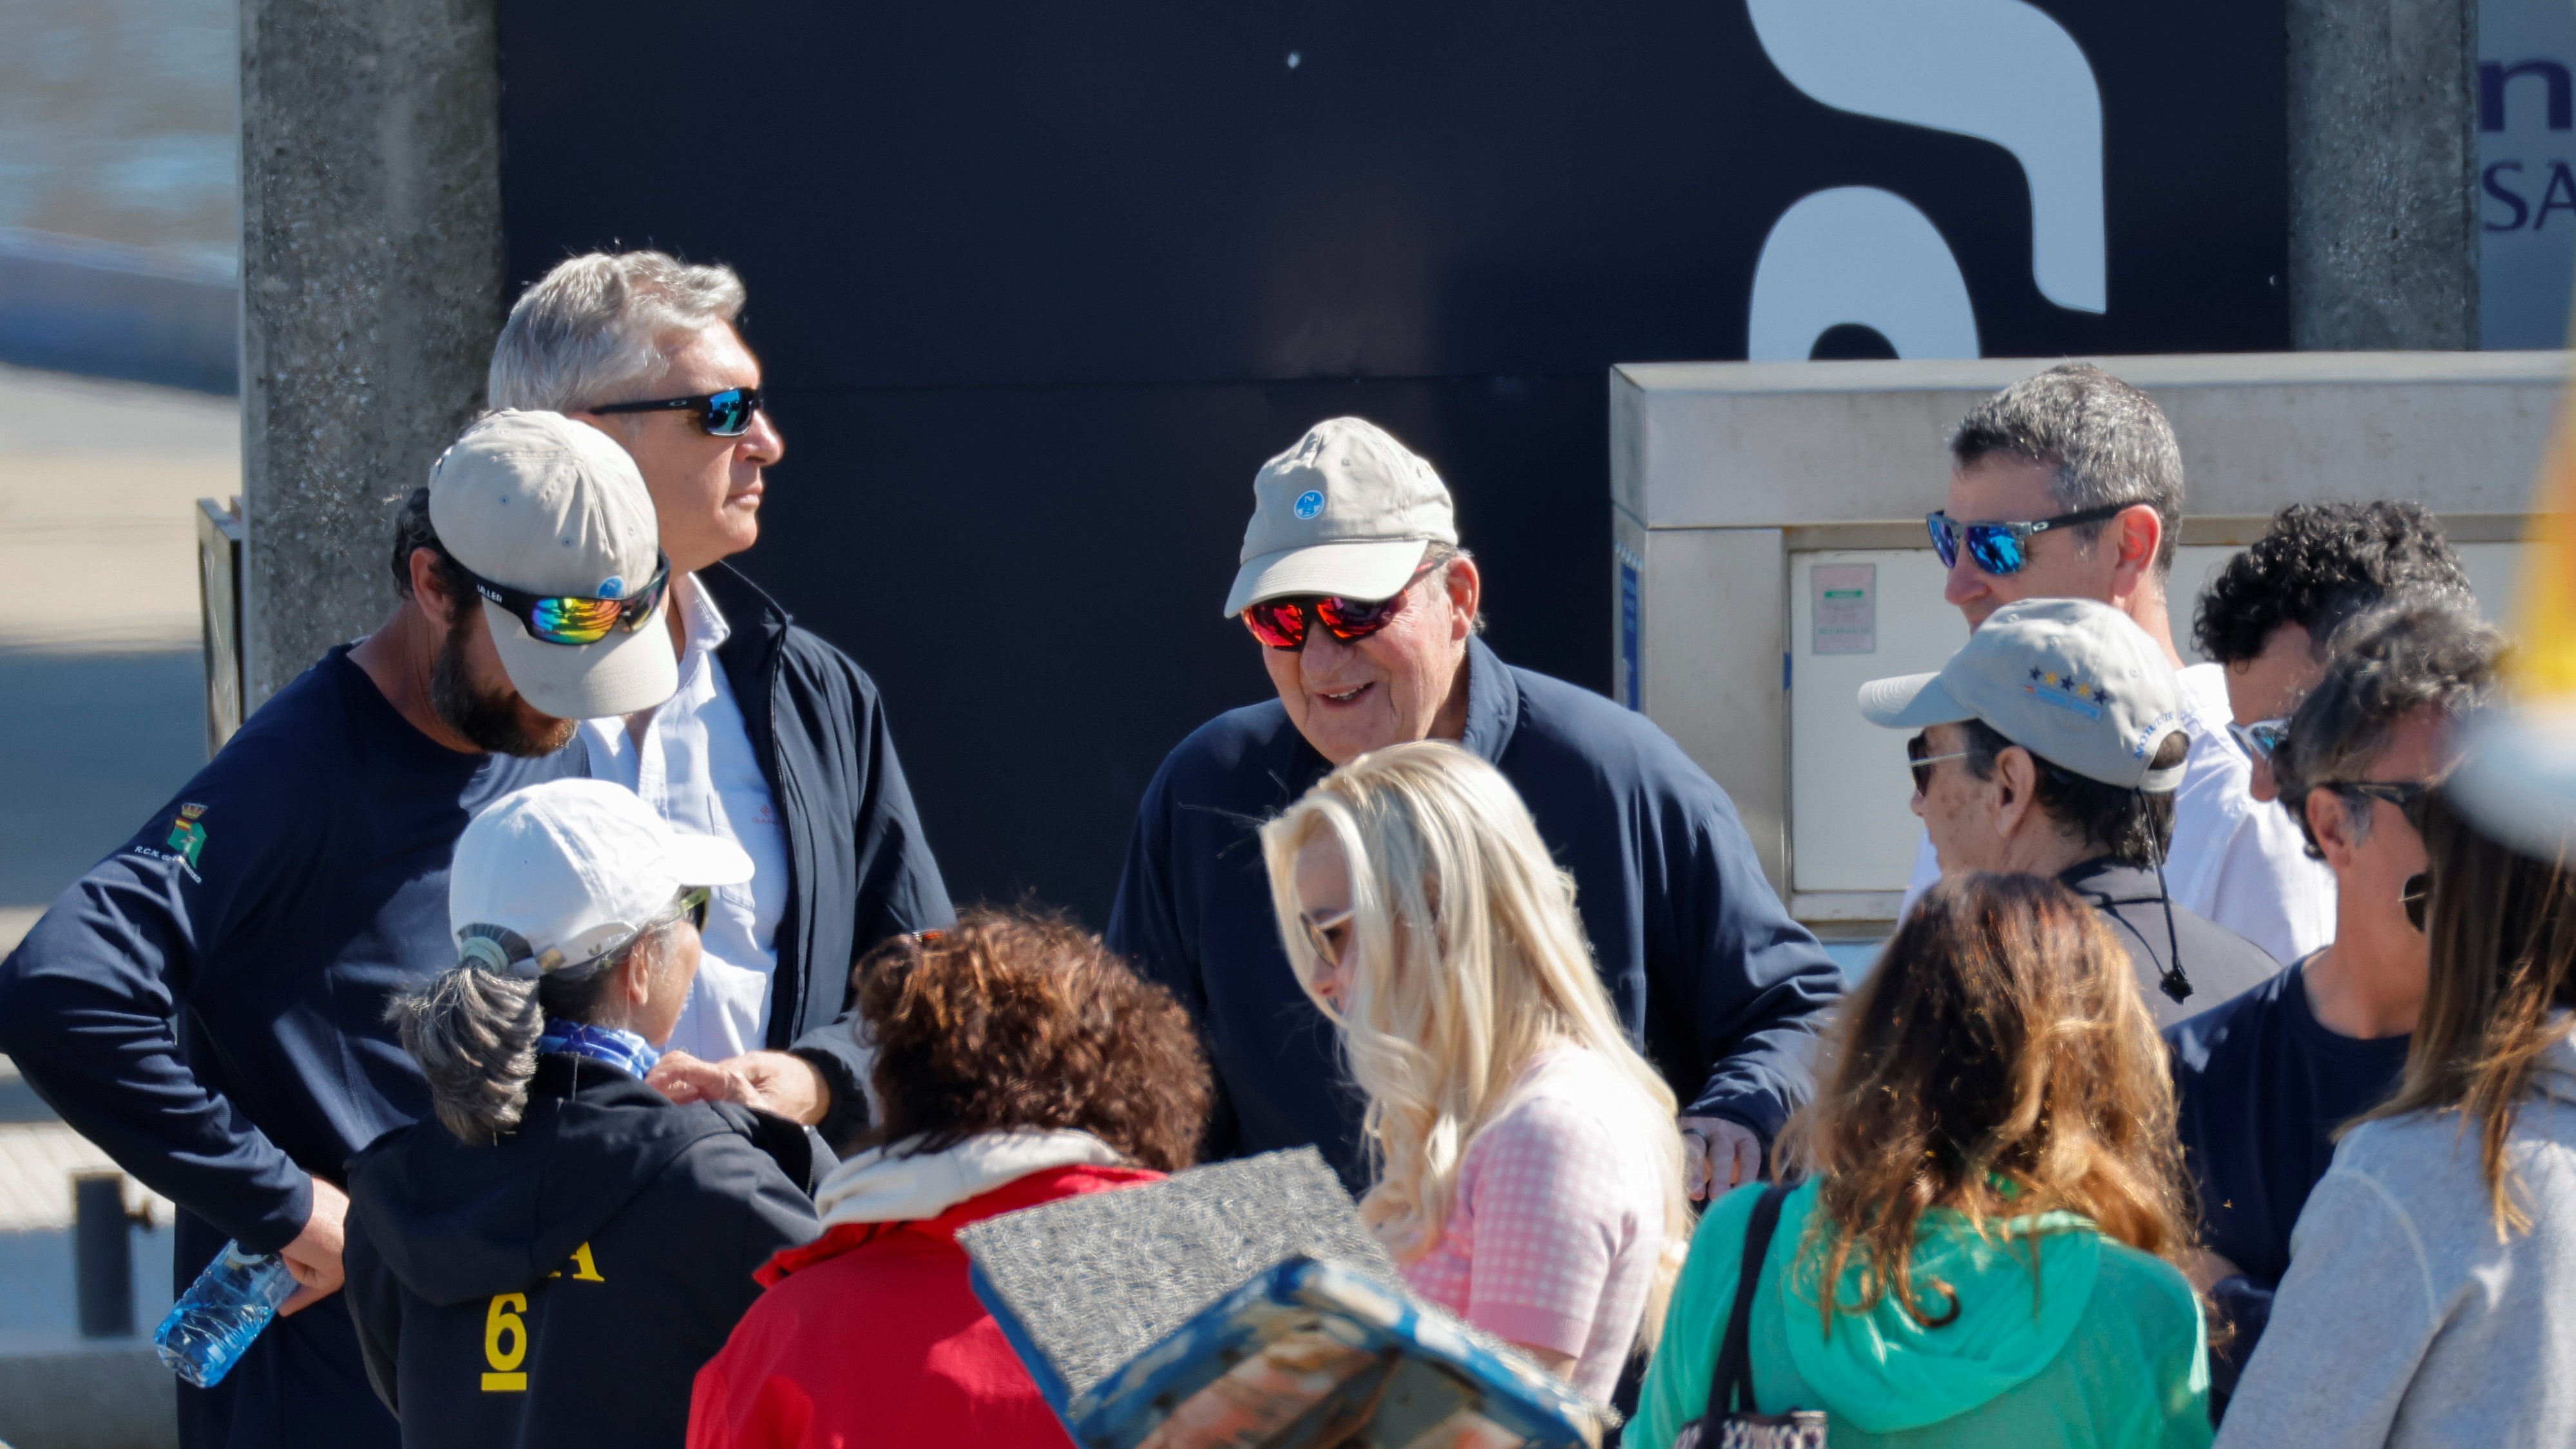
[1703,1182,1795,1421]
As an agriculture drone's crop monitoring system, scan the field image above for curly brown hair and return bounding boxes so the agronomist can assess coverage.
[1779,873,2195,1334]
[856,907,1212,1172]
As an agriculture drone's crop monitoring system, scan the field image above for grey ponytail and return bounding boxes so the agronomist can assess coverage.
[392,918,685,1143]
[391,965,544,1142]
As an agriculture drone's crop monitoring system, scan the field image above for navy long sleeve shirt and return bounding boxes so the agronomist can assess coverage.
[2164,957,2409,1397]
[1105,638,1842,1184]
[0,647,572,1444]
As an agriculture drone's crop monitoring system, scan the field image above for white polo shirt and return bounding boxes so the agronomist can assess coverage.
[1902,661,2336,966]
[580,573,794,1061]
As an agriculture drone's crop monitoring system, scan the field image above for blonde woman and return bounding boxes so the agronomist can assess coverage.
[1261,741,1692,1401]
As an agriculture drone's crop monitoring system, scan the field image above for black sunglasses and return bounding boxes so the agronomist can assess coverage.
[1906,732,1969,797]
[674,886,711,932]
[2401,871,2430,933]
[2335,780,2430,813]
[459,551,672,646]
[1927,502,2130,576]
[590,386,765,438]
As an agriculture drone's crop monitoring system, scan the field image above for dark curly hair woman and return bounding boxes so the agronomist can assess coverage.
[685,908,1213,1449]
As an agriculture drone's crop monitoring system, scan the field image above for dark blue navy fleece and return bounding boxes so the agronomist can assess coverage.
[0,646,572,1447]
[1106,637,1842,1184]
[2166,958,2409,1392]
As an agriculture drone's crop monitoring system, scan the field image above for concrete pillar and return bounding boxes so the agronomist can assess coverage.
[2288,0,2481,349]
[238,0,504,705]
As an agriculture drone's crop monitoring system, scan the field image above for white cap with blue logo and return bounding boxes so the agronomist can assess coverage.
[1858,597,2190,792]
[1221,417,1460,618]
[426,410,676,721]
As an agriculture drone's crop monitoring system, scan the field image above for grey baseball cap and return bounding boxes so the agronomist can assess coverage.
[1221,417,1459,617]
[1858,597,2188,791]
[426,410,676,721]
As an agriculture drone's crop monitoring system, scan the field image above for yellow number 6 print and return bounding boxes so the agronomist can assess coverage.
[482,1293,528,1392]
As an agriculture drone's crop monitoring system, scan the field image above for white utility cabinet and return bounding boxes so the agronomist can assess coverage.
[1610,353,2563,935]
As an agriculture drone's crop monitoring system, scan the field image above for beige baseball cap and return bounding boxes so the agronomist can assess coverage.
[426,410,676,720]
[1858,598,2189,791]
[1221,417,1459,617]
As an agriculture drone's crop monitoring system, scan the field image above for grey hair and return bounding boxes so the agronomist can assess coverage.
[1949,363,2185,575]
[488,252,747,413]
[2272,598,2506,857]
[388,918,682,1143]
[1422,541,1486,636]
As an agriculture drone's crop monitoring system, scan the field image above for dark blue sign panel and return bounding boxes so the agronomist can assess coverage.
[499,1,2287,916]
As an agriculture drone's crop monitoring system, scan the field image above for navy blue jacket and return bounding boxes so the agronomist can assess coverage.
[697,564,953,1148]
[345,1054,820,1448]
[1105,638,1842,1183]
[0,647,575,1448]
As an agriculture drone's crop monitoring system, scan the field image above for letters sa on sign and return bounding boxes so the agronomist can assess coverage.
[1811,564,1876,654]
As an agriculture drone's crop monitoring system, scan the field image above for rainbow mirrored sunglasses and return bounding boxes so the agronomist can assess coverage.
[461,551,673,646]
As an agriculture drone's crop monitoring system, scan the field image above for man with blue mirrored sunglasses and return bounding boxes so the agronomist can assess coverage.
[1897,363,2333,969]
[490,252,955,1159]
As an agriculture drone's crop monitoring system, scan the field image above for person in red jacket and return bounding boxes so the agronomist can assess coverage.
[686,909,1214,1448]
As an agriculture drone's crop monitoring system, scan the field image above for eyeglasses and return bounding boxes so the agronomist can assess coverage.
[2229,717,2289,762]
[1241,563,1436,651]
[1298,907,1353,968]
[2334,780,2430,813]
[2401,871,2430,932]
[1927,503,2131,576]
[674,886,711,932]
[589,387,765,438]
[459,551,671,646]
[1906,733,1970,797]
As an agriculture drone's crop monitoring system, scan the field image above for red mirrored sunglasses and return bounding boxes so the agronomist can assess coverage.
[1241,563,1436,650]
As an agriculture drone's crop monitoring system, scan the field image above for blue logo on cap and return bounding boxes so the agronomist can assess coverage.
[1293,489,1325,520]
[596,578,625,600]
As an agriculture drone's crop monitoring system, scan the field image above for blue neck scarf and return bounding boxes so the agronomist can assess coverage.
[537,1020,662,1079]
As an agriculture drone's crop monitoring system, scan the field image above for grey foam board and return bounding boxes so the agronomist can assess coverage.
[957,1147,1397,1405]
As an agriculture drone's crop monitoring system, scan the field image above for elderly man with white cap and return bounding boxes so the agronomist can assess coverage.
[1859,596,2280,1028]
[1107,417,1842,1199]
[0,412,678,1449]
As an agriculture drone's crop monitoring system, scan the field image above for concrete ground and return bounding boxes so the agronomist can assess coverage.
[0,361,231,1449]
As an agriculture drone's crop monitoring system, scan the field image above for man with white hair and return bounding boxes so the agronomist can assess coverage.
[1109,417,1842,1200]
[487,252,952,1151]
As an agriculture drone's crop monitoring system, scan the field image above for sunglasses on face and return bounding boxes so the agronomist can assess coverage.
[675,886,711,932]
[1241,563,1436,651]
[2229,717,2289,762]
[1906,732,1970,797]
[1299,907,1353,969]
[2401,871,2430,933]
[590,386,765,438]
[2336,780,2430,814]
[460,551,672,646]
[1927,502,2131,576]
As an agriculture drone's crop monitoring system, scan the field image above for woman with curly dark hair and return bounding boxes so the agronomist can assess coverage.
[1632,873,2214,1447]
[685,907,1212,1449]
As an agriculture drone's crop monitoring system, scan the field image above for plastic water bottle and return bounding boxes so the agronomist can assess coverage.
[153,1242,298,1387]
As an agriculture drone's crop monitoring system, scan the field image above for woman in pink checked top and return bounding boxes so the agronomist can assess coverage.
[1260,741,1693,1403]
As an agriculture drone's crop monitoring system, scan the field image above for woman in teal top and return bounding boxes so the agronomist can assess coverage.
[1634,874,2213,1447]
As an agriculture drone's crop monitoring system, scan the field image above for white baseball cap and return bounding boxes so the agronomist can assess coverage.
[449,779,754,979]
[1858,598,2189,791]
[427,410,676,720]
[1220,417,1459,617]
